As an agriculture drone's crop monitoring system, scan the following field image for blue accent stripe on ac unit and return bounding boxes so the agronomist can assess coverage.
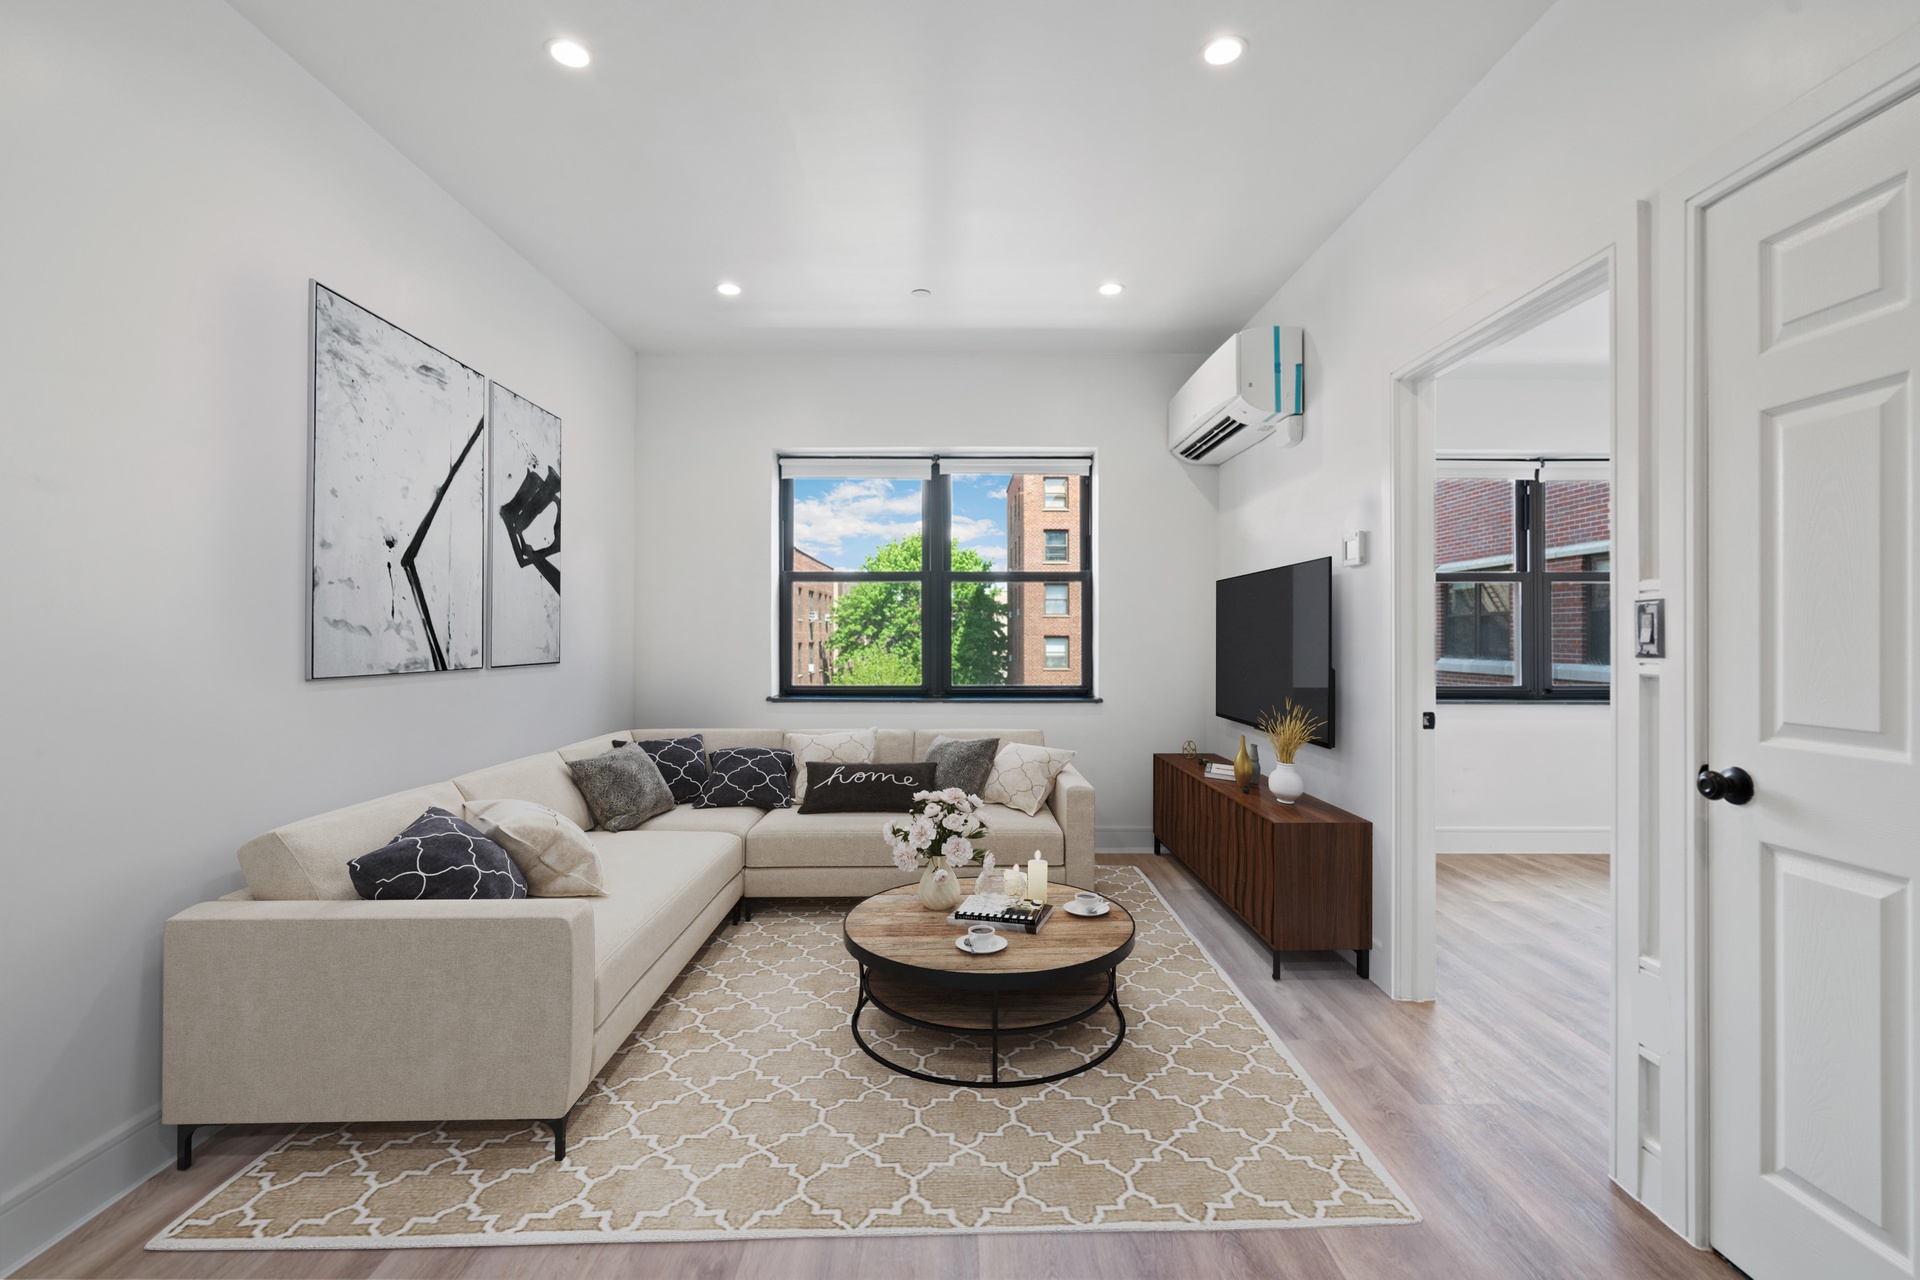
[1295,360,1304,416]
[1273,326,1283,412]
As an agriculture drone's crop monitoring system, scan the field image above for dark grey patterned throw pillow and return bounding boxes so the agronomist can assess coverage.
[695,747,795,810]
[616,734,709,805]
[568,744,676,832]
[925,735,1000,796]
[348,808,528,900]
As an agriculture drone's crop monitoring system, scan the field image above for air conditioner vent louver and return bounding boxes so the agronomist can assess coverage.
[1167,326,1305,465]
[1179,415,1247,460]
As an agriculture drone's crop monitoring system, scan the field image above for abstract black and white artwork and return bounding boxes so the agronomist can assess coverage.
[309,283,487,678]
[487,382,561,666]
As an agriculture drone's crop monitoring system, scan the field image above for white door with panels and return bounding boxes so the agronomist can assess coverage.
[1705,90,1920,1280]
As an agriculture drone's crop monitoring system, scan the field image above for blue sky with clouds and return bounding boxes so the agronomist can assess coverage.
[793,475,1010,571]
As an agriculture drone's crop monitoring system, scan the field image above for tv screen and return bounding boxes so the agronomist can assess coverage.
[1216,556,1334,746]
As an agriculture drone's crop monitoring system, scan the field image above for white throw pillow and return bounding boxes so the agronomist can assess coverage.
[461,799,606,897]
[784,728,877,801]
[983,742,1077,816]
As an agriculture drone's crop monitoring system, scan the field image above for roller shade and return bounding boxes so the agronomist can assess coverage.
[938,456,1093,476]
[778,457,935,480]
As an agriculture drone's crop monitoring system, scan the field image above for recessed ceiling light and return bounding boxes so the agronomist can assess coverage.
[1098,281,1125,296]
[547,38,591,68]
[1202,35,1246,66]
[715,281,742,297]
[911,287,933,298]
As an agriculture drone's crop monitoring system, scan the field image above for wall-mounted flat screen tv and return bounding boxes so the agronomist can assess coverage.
[1216,556,1334,746]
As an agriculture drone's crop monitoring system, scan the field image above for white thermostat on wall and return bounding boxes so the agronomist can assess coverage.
[1342,531,1368,567]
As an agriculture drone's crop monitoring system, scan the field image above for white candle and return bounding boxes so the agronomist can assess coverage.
[1027,854,1048,903]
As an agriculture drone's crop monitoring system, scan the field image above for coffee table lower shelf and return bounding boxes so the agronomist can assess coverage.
[850,967,1126,1088]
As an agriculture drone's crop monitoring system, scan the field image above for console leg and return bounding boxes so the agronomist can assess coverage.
[1271,949,1282,981]
[547,1115,568,1162]
[1356,950,1370,980]
[1152,837,1164,856]
[176,1124,198,1171]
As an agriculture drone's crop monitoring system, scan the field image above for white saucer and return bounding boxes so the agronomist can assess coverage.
[1063,900,1111,917]
[956,933,1008,954]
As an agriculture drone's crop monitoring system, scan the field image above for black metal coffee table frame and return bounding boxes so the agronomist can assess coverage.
[849,965,1127,1088]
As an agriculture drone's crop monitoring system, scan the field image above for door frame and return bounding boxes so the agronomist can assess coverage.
[1658,27,1920,1249]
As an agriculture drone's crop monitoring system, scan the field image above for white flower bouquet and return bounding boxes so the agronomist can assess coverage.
[884,788,991,873]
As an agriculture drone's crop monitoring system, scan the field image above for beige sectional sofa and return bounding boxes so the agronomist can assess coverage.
[163,726,1092,1168]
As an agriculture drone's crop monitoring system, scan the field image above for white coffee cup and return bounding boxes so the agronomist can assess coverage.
[964,924,997,951]
[1074,891,1104,913]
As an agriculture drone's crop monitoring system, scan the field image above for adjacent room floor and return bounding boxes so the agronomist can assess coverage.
[19,853,1738,1279]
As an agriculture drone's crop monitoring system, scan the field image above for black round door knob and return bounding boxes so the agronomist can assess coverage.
[1697,765,1754,806]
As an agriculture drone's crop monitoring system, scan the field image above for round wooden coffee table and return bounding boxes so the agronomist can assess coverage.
[842,881,1136,1087]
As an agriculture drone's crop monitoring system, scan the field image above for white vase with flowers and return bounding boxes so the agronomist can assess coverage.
[884,788,992,910]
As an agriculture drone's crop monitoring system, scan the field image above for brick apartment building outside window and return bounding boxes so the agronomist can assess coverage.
[1435,468,1610,701]
[777,455,1093,698]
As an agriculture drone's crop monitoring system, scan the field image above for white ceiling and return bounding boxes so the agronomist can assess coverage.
[228,0,1554,353]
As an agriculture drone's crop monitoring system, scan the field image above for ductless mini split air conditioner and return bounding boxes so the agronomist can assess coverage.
[1167,326,1305,464]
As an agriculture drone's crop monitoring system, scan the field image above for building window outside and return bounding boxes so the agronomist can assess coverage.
[778,455,1093,697]
[1435,473,1610,700]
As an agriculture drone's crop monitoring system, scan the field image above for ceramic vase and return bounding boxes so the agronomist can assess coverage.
[1233,734,1255,790]
[918,865,963,911]
[1268,762,1306,805]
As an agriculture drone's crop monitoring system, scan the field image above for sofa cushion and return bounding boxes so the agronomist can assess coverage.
[799,760,936,814]
[875,728,915,760]
[451,752,593,831]
[462,799,606,896]
[638,803,764,839]
[348,808,529,900]
[747,802,1062,869]
[912,728,1045,757]
[586,831,743,1025]
[925,735,999,795]
[238,781,469,900]
[621,734,709,805]
[567,744,676,832]
[984,743,1078,816]
[695,747,795,810]
[784,728,876,801]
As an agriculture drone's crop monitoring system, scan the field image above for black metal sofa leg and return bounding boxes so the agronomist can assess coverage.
[177,1124,198,1171]
[548,1115,568,1162]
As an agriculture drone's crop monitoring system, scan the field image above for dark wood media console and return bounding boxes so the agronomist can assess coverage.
[1151,752,1373,980]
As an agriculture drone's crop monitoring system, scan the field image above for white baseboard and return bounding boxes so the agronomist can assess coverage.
[0,1106,175,1277]
[1435,825,1612,855]
[1096,825,1155,854]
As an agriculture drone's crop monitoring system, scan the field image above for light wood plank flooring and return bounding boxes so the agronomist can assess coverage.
[17,853,1737,1279]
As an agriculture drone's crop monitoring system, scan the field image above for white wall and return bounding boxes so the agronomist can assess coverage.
[1215,0,1919,991]
[1434,366,1610,454]
[632,352,1215,850]
[0,3,638,1267]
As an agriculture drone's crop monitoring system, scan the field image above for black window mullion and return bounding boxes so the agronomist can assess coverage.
[1079,473,1094,695]
[927,466,951,696]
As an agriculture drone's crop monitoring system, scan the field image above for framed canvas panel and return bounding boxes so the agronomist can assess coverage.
[487,381,561,667]
[309,282,487,678]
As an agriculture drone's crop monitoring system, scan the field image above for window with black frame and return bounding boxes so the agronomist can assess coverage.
[777,455,1094,698]
[1435,467,1610,700]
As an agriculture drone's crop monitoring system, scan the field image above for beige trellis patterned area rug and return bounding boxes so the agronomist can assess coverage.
[151,866,1417,1250]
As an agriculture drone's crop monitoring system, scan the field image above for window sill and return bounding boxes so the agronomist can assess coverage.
[768,694,1102,703]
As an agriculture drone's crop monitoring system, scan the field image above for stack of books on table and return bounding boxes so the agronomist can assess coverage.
[1203,762,1239,782]
[947,894,1054,934]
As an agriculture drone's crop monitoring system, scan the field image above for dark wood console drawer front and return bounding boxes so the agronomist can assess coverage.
[1151,752,1372,976]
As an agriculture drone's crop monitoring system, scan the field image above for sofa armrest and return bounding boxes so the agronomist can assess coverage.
[1048,764,1096,888]
[163,898,594,1127]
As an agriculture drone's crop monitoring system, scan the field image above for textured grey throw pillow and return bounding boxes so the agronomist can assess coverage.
[925,735,999,796]
[566,744,675,832]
